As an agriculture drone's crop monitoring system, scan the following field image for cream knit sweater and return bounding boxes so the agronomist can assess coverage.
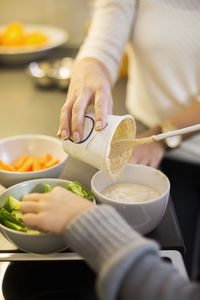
[77,0,200,163]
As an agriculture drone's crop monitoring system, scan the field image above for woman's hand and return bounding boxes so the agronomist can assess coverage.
[128,126,166,168]
[20,187,95,235]
[57,57,113,143]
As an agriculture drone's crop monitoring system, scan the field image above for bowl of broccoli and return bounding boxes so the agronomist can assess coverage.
[0,178,94,254]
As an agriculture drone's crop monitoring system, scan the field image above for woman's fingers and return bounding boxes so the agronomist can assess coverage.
[94,85,113,130]
[149,159,160,168]
[128,143,165,168]
[71,91,93,142]
[58,98,74,140]
[149,148,164,168]
[57,58,113,142]
[59,86,112,142]
[137,158,150,165]
[128,151,138,164]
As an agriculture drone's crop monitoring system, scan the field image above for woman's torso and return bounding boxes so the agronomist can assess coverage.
[126,0,200,162]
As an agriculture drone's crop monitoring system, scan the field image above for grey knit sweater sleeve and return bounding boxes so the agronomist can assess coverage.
[64,205,200,300]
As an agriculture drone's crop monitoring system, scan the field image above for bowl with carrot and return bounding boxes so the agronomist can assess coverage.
[0,134,68,187]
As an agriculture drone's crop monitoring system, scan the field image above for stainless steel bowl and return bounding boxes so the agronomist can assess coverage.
[48,57,74,90]
[27,61,53,88]
[27,57,74,90]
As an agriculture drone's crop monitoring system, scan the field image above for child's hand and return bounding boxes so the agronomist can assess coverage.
[20,186,95,235]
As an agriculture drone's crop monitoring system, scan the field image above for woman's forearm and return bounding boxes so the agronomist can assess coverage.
[77,0,136,84]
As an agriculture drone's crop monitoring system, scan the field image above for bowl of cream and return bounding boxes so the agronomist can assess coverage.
[91,164,170,234]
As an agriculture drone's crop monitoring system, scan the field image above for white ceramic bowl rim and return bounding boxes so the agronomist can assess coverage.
[0,134,67,174]
[91,165,170,206]
[0,134,59,144]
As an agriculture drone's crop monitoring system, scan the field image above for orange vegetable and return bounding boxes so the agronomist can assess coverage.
[14,155,29,169]
[0,30,2,45]
[0,154,60,172]
[0,161,16,172]
[45,153,52,163]
[45,159,60,169]
[0,160,6,170]
[0,22,48,48]
[1,22,25,46]
[33,159,43,171]
[5,163,16,172]
[24,31,48,46]
[17,157,34,172]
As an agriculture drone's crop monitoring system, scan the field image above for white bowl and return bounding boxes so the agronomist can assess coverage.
[0,134,68,187]
[0,24,69,64]
[0,178,72,254]
[91,164,170,234]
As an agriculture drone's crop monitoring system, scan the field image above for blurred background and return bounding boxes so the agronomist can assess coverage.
[0,0,92,47]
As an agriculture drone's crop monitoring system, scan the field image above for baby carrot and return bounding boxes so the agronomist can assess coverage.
[0,160,6,170]
[45,159,60,169]
[32,160,41,171]
[0,153,60,172]
[5,163,16,172]
[32,157,46,171]
[17,157,33,172]
[14,155,29,169]
[45,153,52,163]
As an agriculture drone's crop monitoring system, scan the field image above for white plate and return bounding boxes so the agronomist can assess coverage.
[0,24,69,63]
